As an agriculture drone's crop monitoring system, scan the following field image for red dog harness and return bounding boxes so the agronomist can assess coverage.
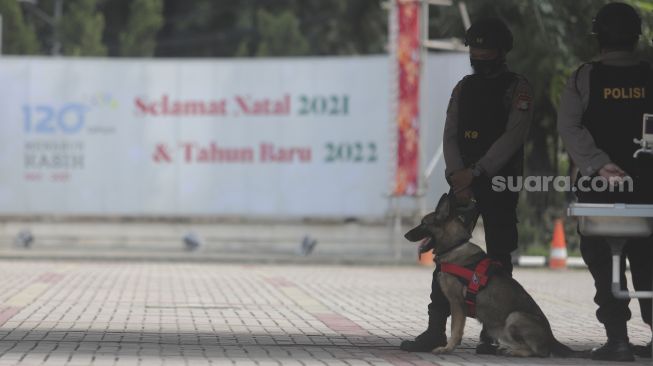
[439,258,501,318]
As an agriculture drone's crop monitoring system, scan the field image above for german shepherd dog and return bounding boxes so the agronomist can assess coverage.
[405,193,583,357]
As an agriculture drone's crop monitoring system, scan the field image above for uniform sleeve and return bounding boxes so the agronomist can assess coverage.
[443,80,465,176]
[476,76,533,176]
[556,66,611,176]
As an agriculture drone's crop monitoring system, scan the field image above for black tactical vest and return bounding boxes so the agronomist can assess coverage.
[457,72,523,177]
[578,61,653,203]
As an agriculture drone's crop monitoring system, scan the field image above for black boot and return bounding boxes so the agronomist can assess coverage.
[631,341,651,358]
[475,327,498,355]
[401,316,447,352]
[591,339,635,362]
[400,327,447,352]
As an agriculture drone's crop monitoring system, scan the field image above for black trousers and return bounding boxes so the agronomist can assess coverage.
[427,179,518,322]
[580,235,652,340]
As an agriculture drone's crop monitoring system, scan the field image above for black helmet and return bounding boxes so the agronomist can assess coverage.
[592,2,641,47]
[464,18,513,53]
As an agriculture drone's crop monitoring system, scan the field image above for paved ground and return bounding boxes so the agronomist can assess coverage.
[0,261,648,366]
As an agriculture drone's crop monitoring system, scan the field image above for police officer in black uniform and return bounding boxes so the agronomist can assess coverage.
[558,2,653,362]
[400,18,533,353]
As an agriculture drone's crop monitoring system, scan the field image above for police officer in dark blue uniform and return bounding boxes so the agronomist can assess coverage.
[558,2,653,362]
[400,18,533,353]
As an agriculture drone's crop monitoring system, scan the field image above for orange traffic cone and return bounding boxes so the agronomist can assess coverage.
[419,249,435,266]
[549,219,567,269]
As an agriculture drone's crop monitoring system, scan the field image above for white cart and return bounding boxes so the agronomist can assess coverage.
[568,203,653,358]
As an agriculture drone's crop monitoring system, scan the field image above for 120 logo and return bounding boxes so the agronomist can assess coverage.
[23,104,87,134]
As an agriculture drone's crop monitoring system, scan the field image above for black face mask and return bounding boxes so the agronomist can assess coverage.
[470,58,505,76]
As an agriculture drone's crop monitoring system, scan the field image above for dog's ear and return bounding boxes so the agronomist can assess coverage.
[434,193,451,221]
[456,201,480,233]
[433,193,447,212]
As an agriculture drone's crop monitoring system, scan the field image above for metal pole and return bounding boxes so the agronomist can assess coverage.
[0,14,3,56]
[424,143,443,181]
[458,1,471,30]
[393,197,402,260]
[417,0,429,216]
[52,0,63,56]
[386,0,400,257]
[611,254,653,298]
[608,239,653,298]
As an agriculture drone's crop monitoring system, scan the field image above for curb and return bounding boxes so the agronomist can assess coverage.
[0,249,421,266]
[517,255,586,268]
[0,250,588,268]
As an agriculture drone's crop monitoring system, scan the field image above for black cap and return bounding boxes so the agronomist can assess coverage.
[592,2,641,47]
[464,17,513,53]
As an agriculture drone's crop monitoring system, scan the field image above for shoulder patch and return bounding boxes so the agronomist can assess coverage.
[515,92,532,111]
[513,75,533,111]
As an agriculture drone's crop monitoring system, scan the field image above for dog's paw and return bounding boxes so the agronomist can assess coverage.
[497,348,532,357]
[433,345,454,354]
[496,346,509,356]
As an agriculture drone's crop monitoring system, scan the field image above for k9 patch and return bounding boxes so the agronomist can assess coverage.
[516,93,532,111]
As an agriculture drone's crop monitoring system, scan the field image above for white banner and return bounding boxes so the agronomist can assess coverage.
[0,56,393,218]
[0,55,468,218]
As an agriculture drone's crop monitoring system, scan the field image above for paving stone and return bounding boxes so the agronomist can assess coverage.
[0,261,648,365]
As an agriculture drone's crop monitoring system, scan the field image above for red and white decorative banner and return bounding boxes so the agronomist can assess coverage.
[394,0,421,196]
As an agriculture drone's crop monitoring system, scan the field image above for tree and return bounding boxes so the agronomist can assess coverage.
[0,0,39,54]
[245,8,309,57]
[118,0,163,56]
[60,0,107,56]
[294,0,386,55]
[154,0,385,57]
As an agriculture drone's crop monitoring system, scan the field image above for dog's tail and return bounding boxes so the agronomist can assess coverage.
[550,339,590,358]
